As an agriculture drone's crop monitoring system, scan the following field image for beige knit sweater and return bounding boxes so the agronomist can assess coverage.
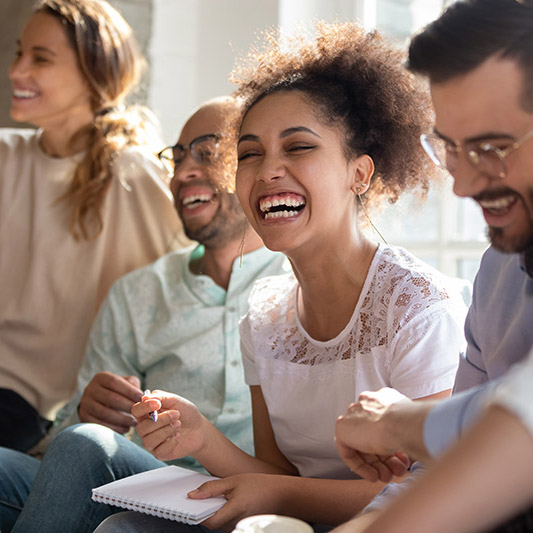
[0,128,188,419]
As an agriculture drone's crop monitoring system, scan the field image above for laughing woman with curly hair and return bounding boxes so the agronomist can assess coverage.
[97,21,467,532]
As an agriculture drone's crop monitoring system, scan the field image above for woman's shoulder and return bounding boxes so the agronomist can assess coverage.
[371,245,466,314]
[0,128,39,154]
[110,144,169,186]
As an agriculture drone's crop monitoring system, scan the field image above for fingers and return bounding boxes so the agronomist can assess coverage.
[188,479,230,499]
[136,410,182,461]
[337,445,380,482]
[79,372,143,430]
[360,453,395,483]
[199,491,241,532]
[80,404,137,434]
[124,375,141,389]
[131,396,162,420]
[358,387,409,406]
[384,452,411,477]
[83,372,143,410]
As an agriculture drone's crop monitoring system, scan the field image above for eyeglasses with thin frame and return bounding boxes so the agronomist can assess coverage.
[420,128,533,179]
[157,134,220,172]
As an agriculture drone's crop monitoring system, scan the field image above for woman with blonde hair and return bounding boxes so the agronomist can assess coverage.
[0,0,186,453]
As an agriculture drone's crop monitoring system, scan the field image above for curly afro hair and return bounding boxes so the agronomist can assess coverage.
[229,21,437,211]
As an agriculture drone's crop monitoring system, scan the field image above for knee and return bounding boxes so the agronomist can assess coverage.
[94,511,139,533]
[47,423,119,464]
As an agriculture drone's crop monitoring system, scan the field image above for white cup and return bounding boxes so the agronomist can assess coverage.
[232,514,314,533]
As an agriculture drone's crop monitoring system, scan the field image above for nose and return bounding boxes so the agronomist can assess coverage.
[172,152,204,183]
[449,157,490,199]
[257,153,285,182]
[9,55,28,81]
[169,152,205,201]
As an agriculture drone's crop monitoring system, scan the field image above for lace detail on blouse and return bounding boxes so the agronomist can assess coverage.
[245,246,451,367]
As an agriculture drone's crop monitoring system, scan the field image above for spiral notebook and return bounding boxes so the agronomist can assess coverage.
[91,465,226,525]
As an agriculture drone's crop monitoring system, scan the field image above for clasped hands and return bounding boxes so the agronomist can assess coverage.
[335,387,414,483]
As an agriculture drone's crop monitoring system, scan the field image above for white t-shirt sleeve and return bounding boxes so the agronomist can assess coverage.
[389,303,464,399]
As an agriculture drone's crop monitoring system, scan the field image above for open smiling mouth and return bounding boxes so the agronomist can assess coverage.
[478,195,517,216]
[181,193,215,210]
[258,193,306,220]
[13,89,39,99]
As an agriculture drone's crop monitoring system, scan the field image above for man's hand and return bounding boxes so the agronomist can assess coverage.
[78,371,143,433]
[336,388,429,482]
[133,390,207,462]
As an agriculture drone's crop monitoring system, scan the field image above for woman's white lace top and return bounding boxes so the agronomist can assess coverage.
[240,245,467,479]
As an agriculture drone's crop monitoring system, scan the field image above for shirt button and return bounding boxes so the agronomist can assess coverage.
[231,360,239,367]
[227,408,235,414]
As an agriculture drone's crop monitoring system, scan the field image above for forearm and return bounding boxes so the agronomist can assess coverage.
[193,418,293,478]
[273,477,385,526]
[364,406,533,533]
[332,511,380,533]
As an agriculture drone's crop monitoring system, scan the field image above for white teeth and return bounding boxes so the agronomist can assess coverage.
[13,89,37,99]
[259,196,305,212]
[264,210,299,219]
[479,196,515,210]
[182,194,212,206]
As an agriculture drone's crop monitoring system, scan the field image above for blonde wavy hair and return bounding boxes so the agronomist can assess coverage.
[37,0,160,240]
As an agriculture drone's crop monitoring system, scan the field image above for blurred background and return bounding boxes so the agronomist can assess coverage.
[0,0,487,287]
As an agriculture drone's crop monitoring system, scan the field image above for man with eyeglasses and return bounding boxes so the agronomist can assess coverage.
[0,96,288,532]
[331,0,533,532]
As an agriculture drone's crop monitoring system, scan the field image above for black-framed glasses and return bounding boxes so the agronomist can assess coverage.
[420,128,533,179]
[157,134,220,171]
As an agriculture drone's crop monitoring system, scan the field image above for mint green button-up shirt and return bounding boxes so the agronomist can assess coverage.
[55,245,289,469]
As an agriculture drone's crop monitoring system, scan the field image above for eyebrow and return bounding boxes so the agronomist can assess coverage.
[434,127,515,145]
[16,40,57,56]
[238,126,320,145]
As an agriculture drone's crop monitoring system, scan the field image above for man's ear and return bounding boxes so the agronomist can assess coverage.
[350,154,374,195]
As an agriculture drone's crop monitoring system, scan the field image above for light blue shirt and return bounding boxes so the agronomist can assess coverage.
[55,245,289,469]
[425,246,533,456]
[365,246,533,513]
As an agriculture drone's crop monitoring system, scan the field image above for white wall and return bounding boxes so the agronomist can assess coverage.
[149,0,278,144]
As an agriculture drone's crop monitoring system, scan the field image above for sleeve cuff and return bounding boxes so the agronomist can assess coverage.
[423,383,496,458]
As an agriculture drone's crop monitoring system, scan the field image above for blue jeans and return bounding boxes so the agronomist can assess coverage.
[95,512,214,532]
[0,447,40,531]
[0,423,166,533]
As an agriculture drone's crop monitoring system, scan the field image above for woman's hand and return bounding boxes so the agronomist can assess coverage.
[133,390,207,461]
[189,474,288,532]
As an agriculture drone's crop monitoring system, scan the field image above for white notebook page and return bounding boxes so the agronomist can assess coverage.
[92,465,226,524]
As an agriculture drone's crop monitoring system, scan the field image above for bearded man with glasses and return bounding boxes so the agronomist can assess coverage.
[329,1,533,532]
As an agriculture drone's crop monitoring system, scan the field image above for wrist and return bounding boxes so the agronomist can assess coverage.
[386,400,432,461]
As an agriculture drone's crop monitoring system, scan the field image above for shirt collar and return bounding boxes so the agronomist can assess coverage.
[521,248,533,278]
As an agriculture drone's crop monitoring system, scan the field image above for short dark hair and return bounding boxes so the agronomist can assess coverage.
[231,22,435,210]
[408,0,533,111]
